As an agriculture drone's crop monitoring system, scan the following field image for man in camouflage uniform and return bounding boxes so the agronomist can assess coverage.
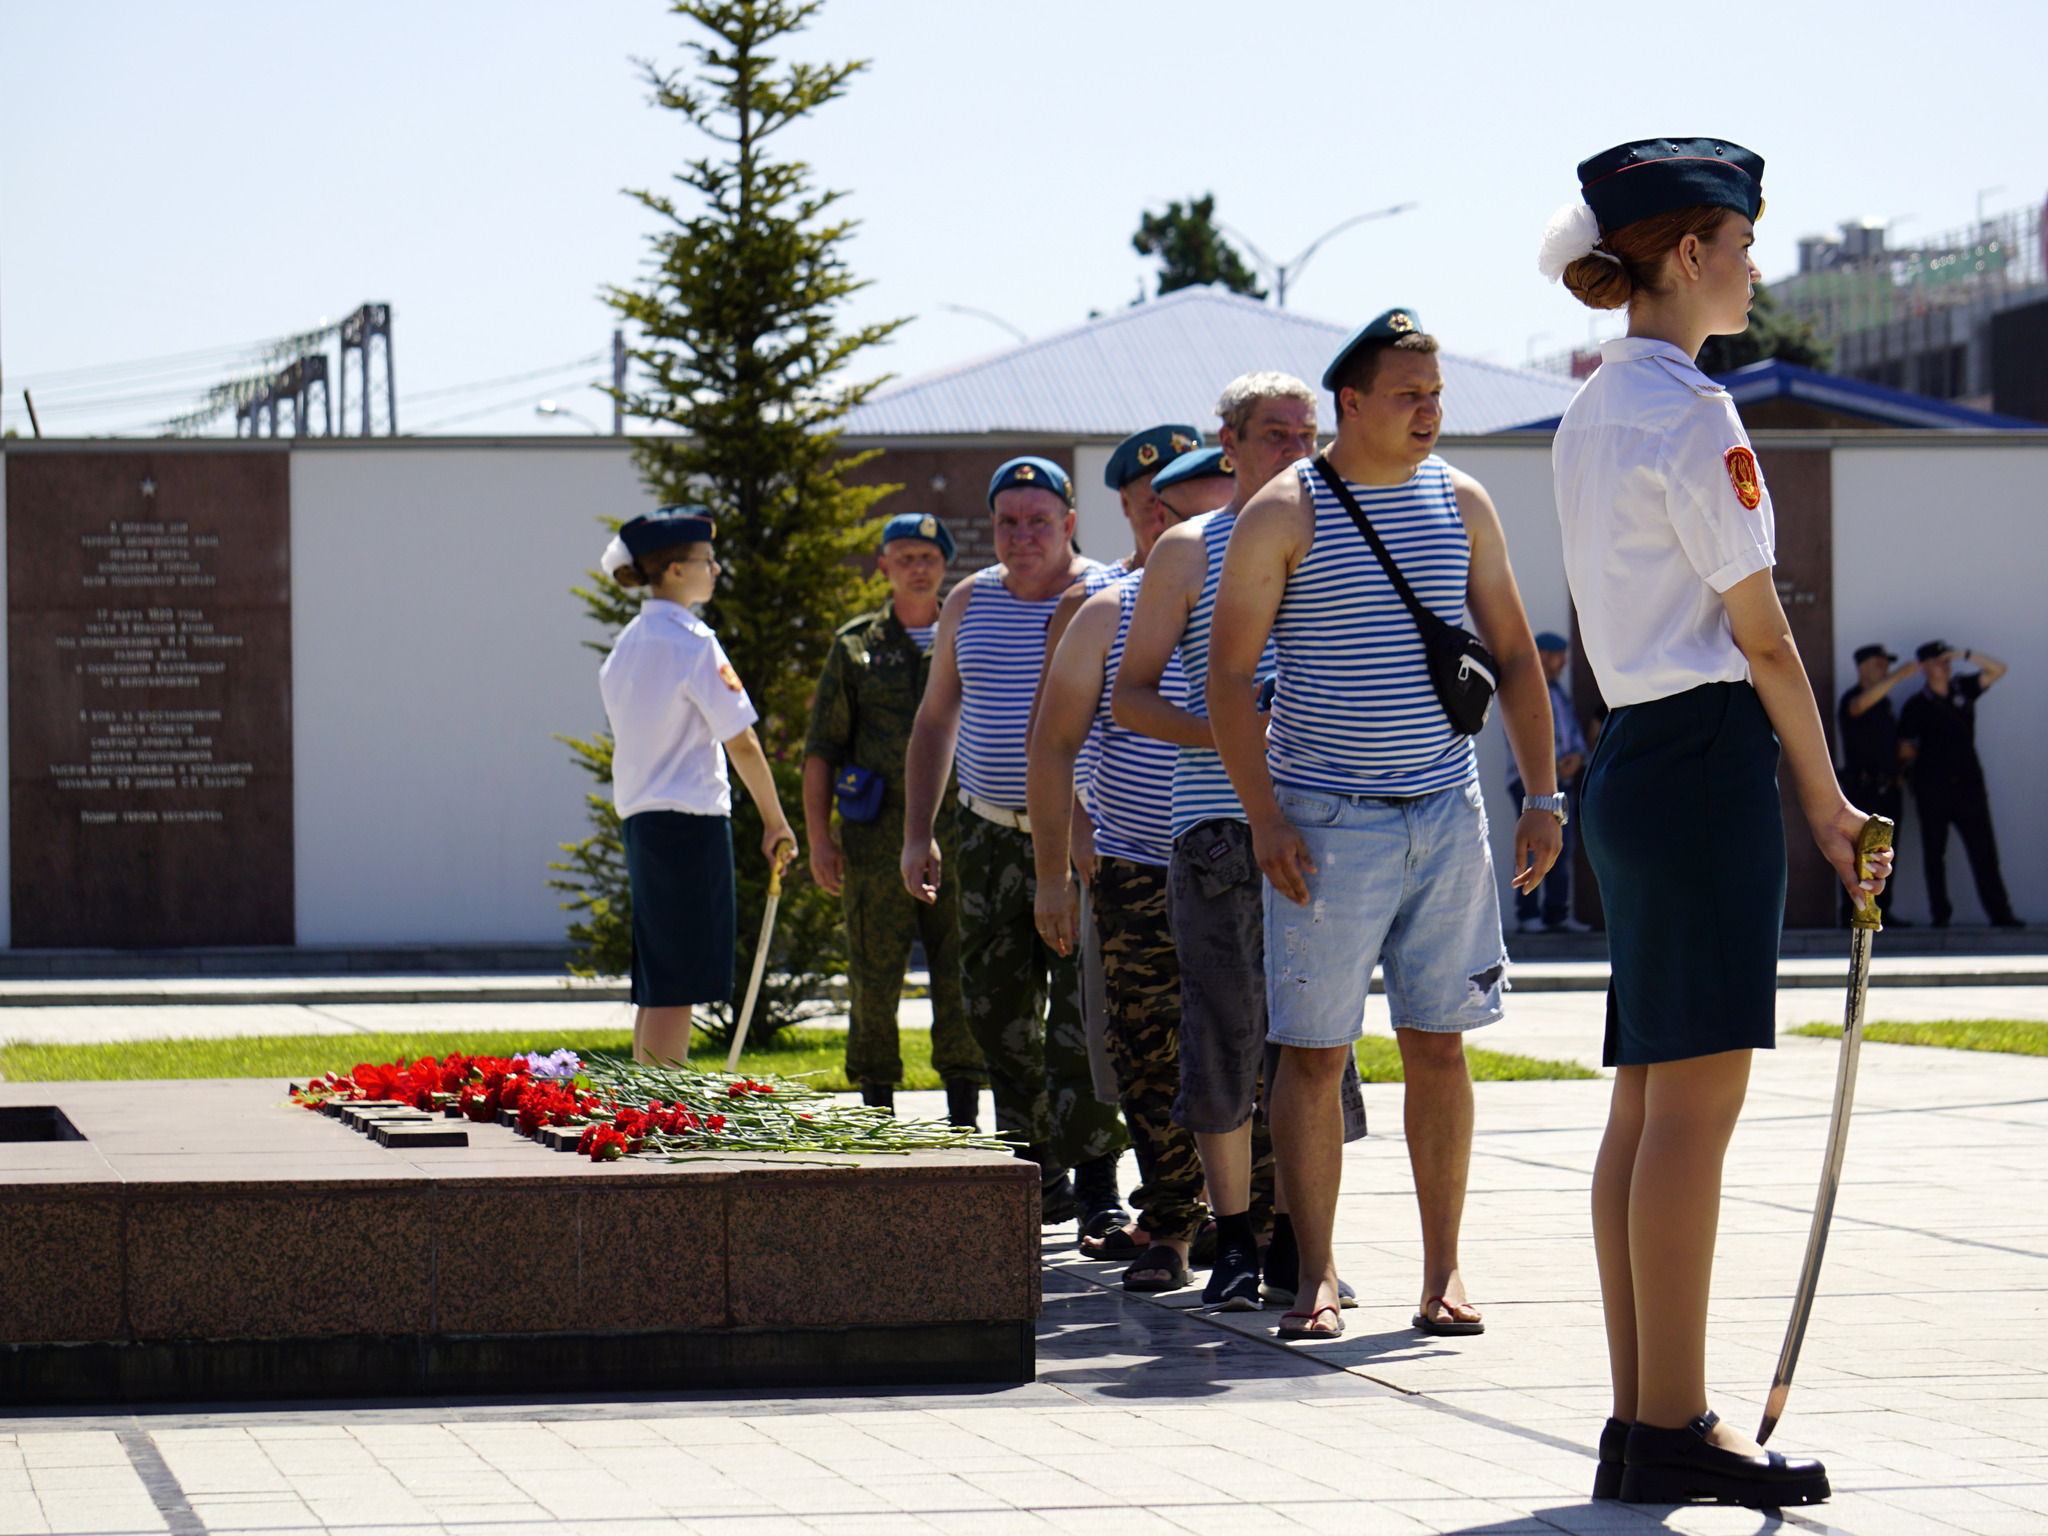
[804,513,985,1123]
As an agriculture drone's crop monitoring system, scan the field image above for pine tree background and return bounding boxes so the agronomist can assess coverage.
[1132,194,1267,300]
[551,0,900,1049]
[1698,281,1834,375]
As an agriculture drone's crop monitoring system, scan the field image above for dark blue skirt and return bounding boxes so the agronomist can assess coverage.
[623,810,735,1007]
[1582,682,1784,1066]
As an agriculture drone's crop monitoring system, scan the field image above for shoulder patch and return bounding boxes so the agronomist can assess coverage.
[1724,446,1762,511]
[717,661,745,692]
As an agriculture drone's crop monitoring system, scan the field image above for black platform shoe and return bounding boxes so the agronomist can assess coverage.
[1621,1410,1830,1508]
[1072,1154,1128,1239]
[1592,1417,1628,1500]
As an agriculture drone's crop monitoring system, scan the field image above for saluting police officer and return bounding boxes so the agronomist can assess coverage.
[804,514,987,1124]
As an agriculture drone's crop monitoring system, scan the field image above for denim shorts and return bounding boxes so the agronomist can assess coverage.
[1264,779,1508,1048]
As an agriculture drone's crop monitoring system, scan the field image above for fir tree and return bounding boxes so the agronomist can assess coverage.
[1698,281,1833,375]
[551,0,901,1048]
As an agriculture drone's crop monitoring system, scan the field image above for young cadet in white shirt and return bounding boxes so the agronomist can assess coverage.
[599,509,795,1067]
[1543,138,1889,1509]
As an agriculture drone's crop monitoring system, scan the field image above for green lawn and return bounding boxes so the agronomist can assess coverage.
[1789,1019,2048,1057]
[0,1027,1594,1088]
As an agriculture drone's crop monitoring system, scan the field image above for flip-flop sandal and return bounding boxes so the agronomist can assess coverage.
[1078,1226,1146,1263]
[1413,1295,1485,1335]
[1122,1246,1191,1293]
[1276,1304,1344,1339]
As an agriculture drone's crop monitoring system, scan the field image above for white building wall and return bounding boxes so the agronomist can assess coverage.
[1070,444,1126,564]
[289,442,655,943]
[1832,440,2048,925]
[1436,439,1571,915]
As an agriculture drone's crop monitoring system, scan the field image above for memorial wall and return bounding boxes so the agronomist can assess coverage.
[6,450,294,946]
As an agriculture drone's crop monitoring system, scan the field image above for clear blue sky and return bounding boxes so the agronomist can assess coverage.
[4,0,2043,437]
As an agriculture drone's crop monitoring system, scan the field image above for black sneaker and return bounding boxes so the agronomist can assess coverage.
[1203,1241,1262,1311]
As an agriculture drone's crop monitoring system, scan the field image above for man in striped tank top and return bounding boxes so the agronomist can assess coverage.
[902,457,1130,1223]
[1116,377,1367,1312]
[1208,312,1565,1340]
[1023,449,1234,1291]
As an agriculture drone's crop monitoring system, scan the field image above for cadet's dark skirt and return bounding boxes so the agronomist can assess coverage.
[1581,682,1785,1067]
[624,810,735,1007]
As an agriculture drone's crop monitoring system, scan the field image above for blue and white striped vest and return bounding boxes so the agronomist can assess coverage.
[1087,571,1180,866]
[1171,510,1275,838]
[1266,456,1476,798]
[955,562,1100,808]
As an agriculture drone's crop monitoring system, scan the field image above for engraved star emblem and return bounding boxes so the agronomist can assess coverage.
[140,478,156,498]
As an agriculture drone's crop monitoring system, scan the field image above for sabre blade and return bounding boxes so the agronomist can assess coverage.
[725,849,792,1074]
[1756,814,1890,1444]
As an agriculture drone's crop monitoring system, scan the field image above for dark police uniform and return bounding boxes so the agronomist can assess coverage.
[1897,673,2017,927]
[807,605,986,1092]
[1836,683,1903,921]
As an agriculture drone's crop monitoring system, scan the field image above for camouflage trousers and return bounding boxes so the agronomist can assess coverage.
[839,813,985,1089]
[1092,856,1208,1243]
[956,811,1129,1167]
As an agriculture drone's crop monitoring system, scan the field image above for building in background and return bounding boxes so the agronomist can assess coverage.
[1774,197,2048,420]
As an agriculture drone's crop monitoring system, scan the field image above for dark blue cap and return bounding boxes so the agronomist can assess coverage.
[1321,307,1425,390]
[621,507,714,557]
[1534,631,1570,653]
[1104,424,1202,489]
[1152,446,1234,492]
[1577,138,1764,234]
[878,511,956,561]
[987,456,1074,510]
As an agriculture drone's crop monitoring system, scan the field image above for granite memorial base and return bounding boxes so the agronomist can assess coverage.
[0,1079,1039,1405]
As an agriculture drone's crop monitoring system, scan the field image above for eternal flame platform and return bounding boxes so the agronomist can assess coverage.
[0,1078,1038,1405]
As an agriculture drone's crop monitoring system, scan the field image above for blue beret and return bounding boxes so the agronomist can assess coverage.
[621,507,714,557]
[1104,424,1202,490]
[1577,138,1764,234]
[1152,446,1234,493]
[987,456,1074,510]
[879,511,956,561]
[1321,307,1425,390]
[1534,631,1570,653]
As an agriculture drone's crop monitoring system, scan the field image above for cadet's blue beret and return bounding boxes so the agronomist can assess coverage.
[987,456,1074,510]
[1577,138,1764,234]
[1534,631,1570,653]
[1321,307,1426,390]
[1152,446,1234,493]
[621,507,715,556]
[879,511,956,561]
[1104,424,1203,490]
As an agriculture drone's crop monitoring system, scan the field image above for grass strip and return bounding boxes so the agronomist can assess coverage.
[1788,1019,2048,1056]
[0,1026,1595,1087]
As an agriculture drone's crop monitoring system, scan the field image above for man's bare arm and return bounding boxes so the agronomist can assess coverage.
[1453,471,1562,895]
[801,755,841,895]
[1112,522,1212,747]
[1207,478,1313,905]
[1025,595,1116,957]
[1024,577,1094,748]
[900,580,972,902]
[1967,649,2008,689]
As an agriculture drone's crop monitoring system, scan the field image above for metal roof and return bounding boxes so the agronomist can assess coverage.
[841,287,1580,439]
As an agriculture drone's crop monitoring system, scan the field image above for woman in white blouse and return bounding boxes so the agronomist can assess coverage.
[1544,139,1890,1509]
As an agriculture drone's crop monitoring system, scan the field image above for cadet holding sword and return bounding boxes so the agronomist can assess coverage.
[1544,137,1890,1507]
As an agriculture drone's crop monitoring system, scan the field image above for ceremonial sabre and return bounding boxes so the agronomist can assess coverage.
[726,839,795,1073]
[1757,814,1894,1445]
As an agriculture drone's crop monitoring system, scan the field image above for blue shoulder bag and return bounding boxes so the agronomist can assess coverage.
[833,765,886,822]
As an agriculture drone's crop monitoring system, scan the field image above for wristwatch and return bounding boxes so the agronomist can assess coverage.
[1523,792,1568,826]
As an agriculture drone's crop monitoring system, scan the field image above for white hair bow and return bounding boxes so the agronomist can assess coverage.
[1537,200,1620,281]
[599,533,634,582]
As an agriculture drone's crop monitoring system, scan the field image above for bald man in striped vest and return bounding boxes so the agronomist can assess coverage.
[902,458,1130,1224]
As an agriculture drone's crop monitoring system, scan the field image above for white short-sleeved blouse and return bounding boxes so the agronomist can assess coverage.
[1552,337,1776,708]
[599,599,760,819]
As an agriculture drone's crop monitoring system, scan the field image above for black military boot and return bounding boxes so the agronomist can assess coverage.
[1023,1145,1076,1224]
[1073,1154,1127,1240]
[944,1079,980,1129]
[858,1082,894,1113]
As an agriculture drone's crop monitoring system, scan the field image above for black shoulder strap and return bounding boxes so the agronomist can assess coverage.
[1308,454,1446,637]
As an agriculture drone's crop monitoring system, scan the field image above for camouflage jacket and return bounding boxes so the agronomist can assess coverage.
[804,606,945,814]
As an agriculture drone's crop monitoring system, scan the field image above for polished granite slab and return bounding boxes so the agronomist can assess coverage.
[0,1079,1037,1402]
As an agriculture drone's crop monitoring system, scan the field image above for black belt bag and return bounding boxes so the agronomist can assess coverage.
[1310,454,1497,737]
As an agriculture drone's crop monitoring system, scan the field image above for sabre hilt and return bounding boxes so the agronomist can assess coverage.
[766,835,796,897]
[1848,815,1894,933]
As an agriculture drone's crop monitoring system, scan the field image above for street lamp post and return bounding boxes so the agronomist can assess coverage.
[1221,202,1417,308]
[536,400,603,434]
